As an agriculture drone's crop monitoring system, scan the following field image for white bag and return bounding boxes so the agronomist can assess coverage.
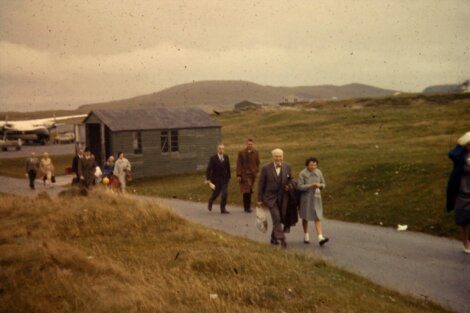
[206,181,216,190]
[94,166,102,178]
[255,206,268,233]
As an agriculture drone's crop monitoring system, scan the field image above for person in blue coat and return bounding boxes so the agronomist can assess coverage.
[102,156,115,178]
[446,131,470,254]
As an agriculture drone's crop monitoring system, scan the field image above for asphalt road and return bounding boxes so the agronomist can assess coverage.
[0,143,74,158]
[152,197,469,313]
[0,175,68,196]
[1,176,468,313]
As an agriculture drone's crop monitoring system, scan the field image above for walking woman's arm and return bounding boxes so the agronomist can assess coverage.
[297,171,311,191]
[319,171,326,189]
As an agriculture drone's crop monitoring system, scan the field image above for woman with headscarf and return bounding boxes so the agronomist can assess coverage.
[447,131,470,254]
[40,152,54,187]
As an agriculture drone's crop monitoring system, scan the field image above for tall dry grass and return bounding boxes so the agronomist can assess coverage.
[0,191,450,313]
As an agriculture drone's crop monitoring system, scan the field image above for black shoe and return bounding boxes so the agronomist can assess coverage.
[319,237,329,246]
[221,210,230,214]
[208,202,212,212]
[245,209,253,213]
[270,238,279,245]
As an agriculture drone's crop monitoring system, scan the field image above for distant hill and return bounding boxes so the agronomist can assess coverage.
[79,80,398,111]
[423,80,469,94]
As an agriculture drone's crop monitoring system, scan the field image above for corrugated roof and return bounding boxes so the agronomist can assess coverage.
[84,107,221,131]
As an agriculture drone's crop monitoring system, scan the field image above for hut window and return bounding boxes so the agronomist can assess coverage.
[161,131,169,153]
[171,130,179,152]
[133,131,142,154]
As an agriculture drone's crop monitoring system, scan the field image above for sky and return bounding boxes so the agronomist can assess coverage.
[0,0,469,111]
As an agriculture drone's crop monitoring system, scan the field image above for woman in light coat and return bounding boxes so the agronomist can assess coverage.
[297,157,329,246]
[113,151,131,192]
[40,152,54,187]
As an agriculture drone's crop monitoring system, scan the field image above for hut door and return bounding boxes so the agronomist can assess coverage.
[86,123,102,165]
[105,126,112,160]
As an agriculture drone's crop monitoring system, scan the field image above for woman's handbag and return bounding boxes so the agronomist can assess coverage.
[125,170,133,182]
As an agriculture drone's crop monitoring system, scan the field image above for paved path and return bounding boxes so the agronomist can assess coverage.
[0,176,468,313]
[0,175,69,196]
[150,198,469,313]
[0,143,74,159]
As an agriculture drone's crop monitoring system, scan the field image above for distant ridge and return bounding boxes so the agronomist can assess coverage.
[79,80,398,111]
[423,80,469,94]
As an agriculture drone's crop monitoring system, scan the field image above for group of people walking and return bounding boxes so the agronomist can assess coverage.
[71,148,132,192]
[25,152,55,189]
[21,130,468,254]
[205,139,328,248]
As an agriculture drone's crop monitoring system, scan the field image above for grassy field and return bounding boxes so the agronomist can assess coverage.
[0,154,74,178]
[0,191,450,313]
[132,95,470,238]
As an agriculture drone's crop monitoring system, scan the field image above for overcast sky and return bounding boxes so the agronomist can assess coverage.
[1,0,469,111]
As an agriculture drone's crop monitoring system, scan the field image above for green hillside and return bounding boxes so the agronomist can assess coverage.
[133,94,470,238]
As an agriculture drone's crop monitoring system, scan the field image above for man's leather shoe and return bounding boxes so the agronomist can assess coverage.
[245,209,253,213]
[270,238,279,245]
[221,210,230,214]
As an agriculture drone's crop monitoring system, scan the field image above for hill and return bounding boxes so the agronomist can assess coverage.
[423,80,469,94]
[78,80,397,111]
[0,191,447,313]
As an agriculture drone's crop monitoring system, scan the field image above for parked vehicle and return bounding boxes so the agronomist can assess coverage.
[0,138,22,151]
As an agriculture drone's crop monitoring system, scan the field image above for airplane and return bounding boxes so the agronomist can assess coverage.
[0,114,87,145]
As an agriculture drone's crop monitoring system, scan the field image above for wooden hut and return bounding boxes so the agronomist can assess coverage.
[82,107,221,179]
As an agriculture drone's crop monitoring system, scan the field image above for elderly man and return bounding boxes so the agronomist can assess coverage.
[206,144,231,214]
[25,152,38,190]
[258,148,292,248]
[236,138,260,213]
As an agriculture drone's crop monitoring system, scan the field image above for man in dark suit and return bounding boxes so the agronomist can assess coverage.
[25,152,38,190]
[258,148,292,248]
[206,144,231,214]
[71,147,84,184]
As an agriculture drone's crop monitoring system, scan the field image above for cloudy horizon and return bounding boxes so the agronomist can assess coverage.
[1,0,469,111]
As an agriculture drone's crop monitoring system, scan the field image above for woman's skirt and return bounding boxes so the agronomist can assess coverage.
[455,193,470,226]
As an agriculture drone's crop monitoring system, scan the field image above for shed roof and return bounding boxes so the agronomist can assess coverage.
[83,107,221,131]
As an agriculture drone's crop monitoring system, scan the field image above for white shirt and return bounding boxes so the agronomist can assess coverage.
[218,154,224,162]
[274,162,281,176]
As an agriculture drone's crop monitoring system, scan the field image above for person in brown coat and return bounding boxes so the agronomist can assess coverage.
[78,148,97,189]
[236,138,260,213]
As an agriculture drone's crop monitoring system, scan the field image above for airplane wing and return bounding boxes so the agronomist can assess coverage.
[2,114,87,132]
[31,114,88,126]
